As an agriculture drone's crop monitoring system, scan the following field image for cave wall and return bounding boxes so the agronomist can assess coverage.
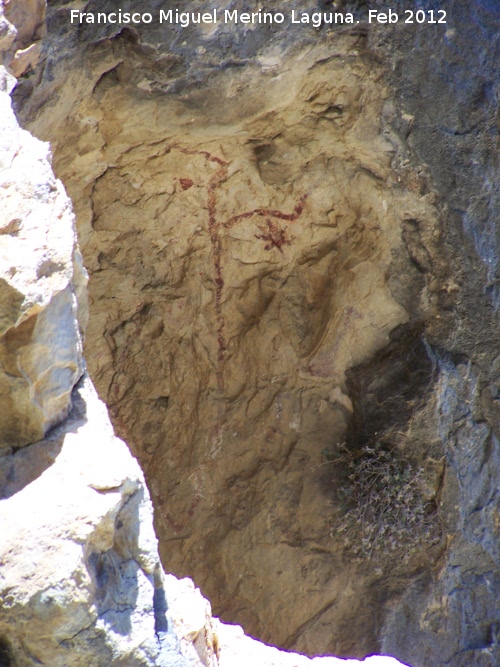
[10,1,500,666]
[0,3,412,666]
[0,19,219,663]
[374,3,500,665]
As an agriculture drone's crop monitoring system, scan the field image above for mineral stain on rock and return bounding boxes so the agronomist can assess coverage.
[15,27,439,656]
[4,0,500,666]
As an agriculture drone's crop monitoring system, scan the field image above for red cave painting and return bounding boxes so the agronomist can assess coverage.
[176,146,307,386]
[179,177,193,190]
[255,219,293,252]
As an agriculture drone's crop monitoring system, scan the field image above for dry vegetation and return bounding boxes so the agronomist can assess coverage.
[330,443,440,561]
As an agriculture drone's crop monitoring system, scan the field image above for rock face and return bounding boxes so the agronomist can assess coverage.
[10,0,500,665]
[0,6,410,667]
[15,6,445,658]
[2,0,45,76]
[0,377,219,667]
[375,4,500,665]
[0,22,217,660]
[0,76,86,449]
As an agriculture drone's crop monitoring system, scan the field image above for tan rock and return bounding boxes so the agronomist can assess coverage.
[0,10,415,662]
[0,376,219,667]
[22,32,442,653]
[11,0,500,664]
[0,87,86,448]
[9,40,41,77]
[3,0,45,49]
[0,11,16,60]
[1,374,410,667]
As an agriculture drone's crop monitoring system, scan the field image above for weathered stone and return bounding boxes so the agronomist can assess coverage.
[0,15,15,61]
[0,376,219,667]
[0,0,45,76]
[10,0,500,665]
[0,374,409,667]
[0,5,412,664]
[372,4,500,666]
[0,83,86,448]
[16,20,446,655]
[3,0,45,50]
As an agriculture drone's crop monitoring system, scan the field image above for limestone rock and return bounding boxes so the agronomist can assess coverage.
[0,376,219,667]
[3,0,45,75]
[18,20,443,656]
[0,375,409,667]
[0,84,86,448]
[0,6,411,663]
[3,0,45,50]
[12,0,500,665]
[0,13,15,61]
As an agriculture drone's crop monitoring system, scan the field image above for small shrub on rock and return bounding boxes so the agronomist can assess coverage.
[330,443,440,561]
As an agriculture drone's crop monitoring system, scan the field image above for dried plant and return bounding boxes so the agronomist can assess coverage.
[329,443,439,561]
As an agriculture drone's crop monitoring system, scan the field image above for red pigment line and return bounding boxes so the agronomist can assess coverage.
[174,146,307,391]
[176,145,230,374]
[180,147,229,167]
[204,160,230,379]
[223,194,308,229]
[255,219,292,254]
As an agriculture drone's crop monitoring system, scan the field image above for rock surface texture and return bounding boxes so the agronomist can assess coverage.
[0,74,86,449]
[0,377,220,667]
[0,5,410,667]
[9,0,500,666]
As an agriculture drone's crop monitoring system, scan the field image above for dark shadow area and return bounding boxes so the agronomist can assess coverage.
[0,638,13,667]
[325,322,443,563]
[153,572,169,636]
[345,321,436,451]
